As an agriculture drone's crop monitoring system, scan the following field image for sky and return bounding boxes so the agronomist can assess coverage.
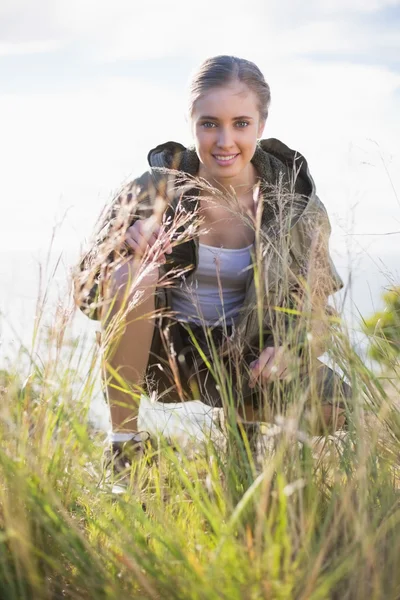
[1,0,400,365]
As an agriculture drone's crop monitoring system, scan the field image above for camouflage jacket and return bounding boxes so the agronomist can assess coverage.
[74,138,343,355]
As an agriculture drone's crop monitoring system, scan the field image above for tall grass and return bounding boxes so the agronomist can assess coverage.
[1,171,399,599]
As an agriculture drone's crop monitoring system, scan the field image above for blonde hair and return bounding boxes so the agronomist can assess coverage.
[188,55,271,122]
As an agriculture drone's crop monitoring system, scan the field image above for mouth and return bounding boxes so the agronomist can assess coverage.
[212,153,240,166]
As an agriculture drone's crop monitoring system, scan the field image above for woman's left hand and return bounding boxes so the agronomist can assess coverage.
[248,346,290,388]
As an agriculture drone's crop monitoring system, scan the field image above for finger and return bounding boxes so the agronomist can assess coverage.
[252,348,274,377]
[144,240,169,263]
[278,366,289,380]
[131,232,151,255]
[148,247,166,263]
[163,240,173,254]
[141,223,172,256]
[124,231,149,253]
[147,232,160,248]
[139,224,159,246]
[124,236,142,253]
[141,219,160,240]
[147,234,169,259]
[268,365,288,382]
[138,230,163,253]
[154,226,173,254]
[126,221,169,258]
[126,233,165,261]
[268,354,288,381]
[249,348,273,387]
[261,347,285,382]
[262,364,279,382]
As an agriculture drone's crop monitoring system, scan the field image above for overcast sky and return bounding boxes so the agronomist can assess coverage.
[0,0,399,358]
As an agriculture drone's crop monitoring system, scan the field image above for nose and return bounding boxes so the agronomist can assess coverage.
[216,127,235,150]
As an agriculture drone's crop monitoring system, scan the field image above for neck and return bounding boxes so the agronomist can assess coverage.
[198,161,260,196]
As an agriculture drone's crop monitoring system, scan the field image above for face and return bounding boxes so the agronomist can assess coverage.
[190,80,265,186]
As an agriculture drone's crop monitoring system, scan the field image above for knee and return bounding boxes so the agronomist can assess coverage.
[111,259,159,296]
[102,259,160,316]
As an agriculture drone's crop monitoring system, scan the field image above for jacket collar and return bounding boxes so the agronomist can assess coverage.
[147,138,315,230]
[147,138,314,195]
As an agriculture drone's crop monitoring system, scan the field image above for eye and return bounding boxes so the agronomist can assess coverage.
[200,120,250,129]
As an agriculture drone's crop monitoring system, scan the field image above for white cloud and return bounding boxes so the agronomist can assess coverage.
[51,0,272,62]
[1,57,398,254]
[1,0,398,64]
[0,40,62,56]
[317,0,399,13]
[271,20,400,62]
[0,76,187,248]
[0,0,58,42]
[0,0,399,349]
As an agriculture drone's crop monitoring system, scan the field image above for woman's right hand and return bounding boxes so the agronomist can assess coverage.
[124,217,173,263]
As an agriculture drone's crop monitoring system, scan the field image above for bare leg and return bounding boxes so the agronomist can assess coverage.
[100,258,159,433]
[237,402,264,423]
[313,405,346,434]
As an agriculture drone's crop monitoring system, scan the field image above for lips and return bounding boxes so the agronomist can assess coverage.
[212,153,240,166]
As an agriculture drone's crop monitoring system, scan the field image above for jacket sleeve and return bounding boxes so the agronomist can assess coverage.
[278,194,344,356]
[289,194,343,299]
[72,169,172,321]
[258,194,343,354]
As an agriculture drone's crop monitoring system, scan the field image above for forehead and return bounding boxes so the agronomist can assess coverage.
[192,82,259,119]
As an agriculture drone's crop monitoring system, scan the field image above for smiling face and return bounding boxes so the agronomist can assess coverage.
[190,79,265,190]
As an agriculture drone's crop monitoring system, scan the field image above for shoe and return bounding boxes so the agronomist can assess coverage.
[101,431,152,494]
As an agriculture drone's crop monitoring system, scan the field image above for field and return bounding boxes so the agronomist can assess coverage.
[1,183,400,600]
[0,286,399,600]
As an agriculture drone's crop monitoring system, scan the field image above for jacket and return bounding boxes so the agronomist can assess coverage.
[74,138,343,358]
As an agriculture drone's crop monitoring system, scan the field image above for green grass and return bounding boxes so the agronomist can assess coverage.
[0,298,399,600]
[1,174,400,599]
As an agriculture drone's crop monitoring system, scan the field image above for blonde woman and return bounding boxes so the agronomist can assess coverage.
[74,55,350,479]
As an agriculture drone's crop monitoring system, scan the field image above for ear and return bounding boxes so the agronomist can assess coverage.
[257,119,266,139]
[188,115,196,140]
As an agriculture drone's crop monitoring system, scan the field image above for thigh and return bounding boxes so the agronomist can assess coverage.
[184,325,260,409]
[179,323,232,408]
[158,322,240,407]
[145,320,193,403]
[144,320,226,404]
[146,326,353,412]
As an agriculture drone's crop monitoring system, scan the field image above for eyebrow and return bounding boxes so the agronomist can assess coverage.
[198,115,254,121]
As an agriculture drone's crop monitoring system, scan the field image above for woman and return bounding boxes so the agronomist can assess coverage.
[74,55,350,475]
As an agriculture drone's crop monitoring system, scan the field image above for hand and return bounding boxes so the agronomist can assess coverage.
[124,217,173,263]
[248,346,290,388]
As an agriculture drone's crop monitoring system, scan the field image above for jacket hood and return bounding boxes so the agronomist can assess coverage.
[147,138,314,198]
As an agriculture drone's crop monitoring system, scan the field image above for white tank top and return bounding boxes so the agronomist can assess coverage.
[170,242,253,326]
